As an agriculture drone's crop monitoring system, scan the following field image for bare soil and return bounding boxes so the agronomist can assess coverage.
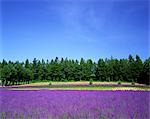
[0,81,149,90]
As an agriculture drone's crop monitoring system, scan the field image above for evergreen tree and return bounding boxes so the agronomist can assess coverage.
[0,55,149,85]
[95,59,107,81]
[138,58,150,85]
[128,54,136,82]
[134,55,143,82]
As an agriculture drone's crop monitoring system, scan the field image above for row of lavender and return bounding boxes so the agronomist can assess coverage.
[0,90,149,119]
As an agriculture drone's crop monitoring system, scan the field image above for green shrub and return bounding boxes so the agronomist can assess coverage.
[64,79,68,82]
[49,82,52,86]
[89,79,93,85]
[118,81,121,85]
[132,82,135,86]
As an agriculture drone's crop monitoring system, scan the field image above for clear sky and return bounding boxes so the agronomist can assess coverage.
[1,0,149,62]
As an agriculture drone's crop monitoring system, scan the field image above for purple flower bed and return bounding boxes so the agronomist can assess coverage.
[0,90,149,119]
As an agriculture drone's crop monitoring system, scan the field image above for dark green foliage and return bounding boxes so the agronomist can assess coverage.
[137,58,150,85]
[95,59,107,81]
[0,55,149,86]
[128,55,136,82]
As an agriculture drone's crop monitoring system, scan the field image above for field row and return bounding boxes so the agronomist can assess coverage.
[0,90,149,119]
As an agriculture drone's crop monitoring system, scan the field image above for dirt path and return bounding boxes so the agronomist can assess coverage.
[0,82,149,91]
[1,81,146,87]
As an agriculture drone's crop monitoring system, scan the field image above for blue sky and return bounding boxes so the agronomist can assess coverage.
[1,0,149,62]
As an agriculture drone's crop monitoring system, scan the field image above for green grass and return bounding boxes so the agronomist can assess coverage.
[59,86,114,90]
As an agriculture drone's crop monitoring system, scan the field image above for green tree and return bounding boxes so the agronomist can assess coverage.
[128,54,136,82]
[138,58,150,85]
[32,58,39,81]
[15,61,25,84]
[25,59,30,68]
[0,55,148,85]
[24,68,32,84]
[95,59,107,81]
[119,59,128,82]
[134,55,143,82]
[1,64,12,86]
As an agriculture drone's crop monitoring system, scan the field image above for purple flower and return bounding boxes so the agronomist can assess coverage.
[0,90,149,119]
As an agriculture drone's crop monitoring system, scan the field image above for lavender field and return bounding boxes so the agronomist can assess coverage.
[0,90,149,119]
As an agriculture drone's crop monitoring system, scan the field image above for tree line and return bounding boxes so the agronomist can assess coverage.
[0,55,149,86]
